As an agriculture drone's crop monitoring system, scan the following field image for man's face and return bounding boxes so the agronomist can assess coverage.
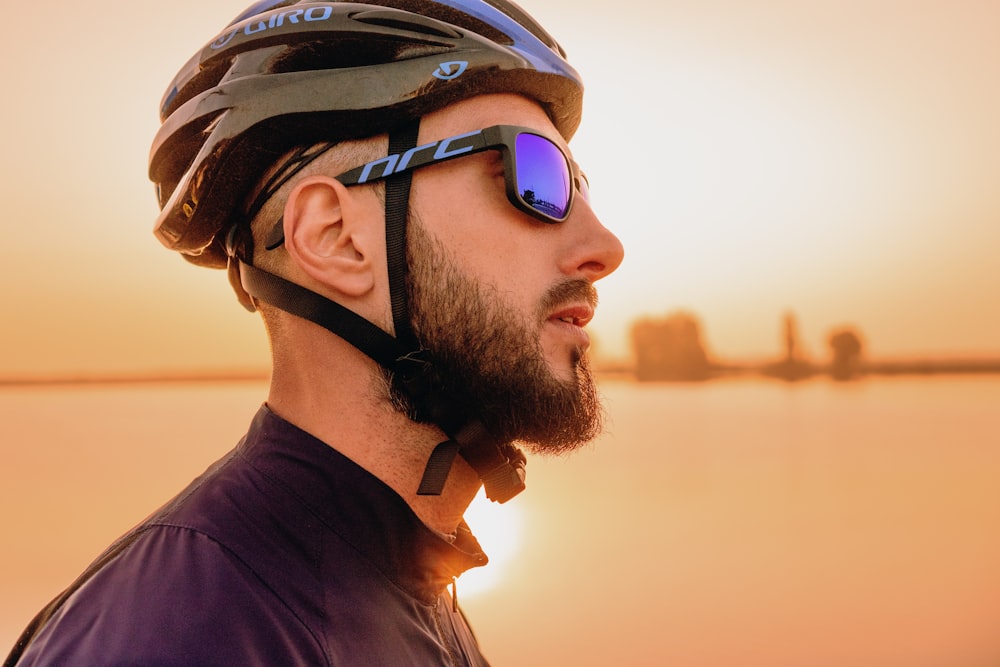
[402,217,602,454]
[388,94,624,454]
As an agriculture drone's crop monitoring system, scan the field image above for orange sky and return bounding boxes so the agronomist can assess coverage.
[1,0,998,376]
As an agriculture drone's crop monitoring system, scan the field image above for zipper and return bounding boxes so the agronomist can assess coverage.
[432,581,462,666]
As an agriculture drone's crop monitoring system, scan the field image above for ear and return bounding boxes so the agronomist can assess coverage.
[281,175,380,298]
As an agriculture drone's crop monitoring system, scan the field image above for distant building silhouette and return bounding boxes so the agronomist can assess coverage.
[631,311,711,381]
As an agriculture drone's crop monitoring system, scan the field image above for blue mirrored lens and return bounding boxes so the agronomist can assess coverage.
[515,133,571,220]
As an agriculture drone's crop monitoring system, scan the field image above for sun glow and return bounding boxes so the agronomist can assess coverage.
[459,488,525,597]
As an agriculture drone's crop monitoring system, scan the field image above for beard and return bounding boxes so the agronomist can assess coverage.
[382,217,605,456]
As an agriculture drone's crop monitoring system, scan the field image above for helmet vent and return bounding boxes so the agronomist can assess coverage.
[344,0,514,46]
[270,33,450,73]
[351,8,462,39]
[481,0,562,54]
[162,57,236,119]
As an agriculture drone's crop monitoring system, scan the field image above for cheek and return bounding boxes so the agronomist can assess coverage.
[415,194,513,273]
[411,169,555,315]
[413,160,511,242]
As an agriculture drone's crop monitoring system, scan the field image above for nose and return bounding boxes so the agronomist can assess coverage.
[560,198,625,282]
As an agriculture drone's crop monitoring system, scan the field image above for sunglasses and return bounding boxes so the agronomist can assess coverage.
[337,124,588,224]
[260,124,588,250]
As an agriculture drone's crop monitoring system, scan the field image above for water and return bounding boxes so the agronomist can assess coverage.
[1,376,998,666]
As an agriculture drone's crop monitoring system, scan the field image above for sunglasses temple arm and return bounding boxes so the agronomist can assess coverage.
[334,131,501,187]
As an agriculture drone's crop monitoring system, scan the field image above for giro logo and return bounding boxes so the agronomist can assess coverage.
[211,7,334,50]
[432,61,468,81]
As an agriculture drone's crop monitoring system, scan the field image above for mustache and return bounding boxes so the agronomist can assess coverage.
[539,279,598,316]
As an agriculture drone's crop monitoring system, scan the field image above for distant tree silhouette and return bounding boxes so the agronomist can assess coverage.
[828,327,864,380]
[631,311,711,381]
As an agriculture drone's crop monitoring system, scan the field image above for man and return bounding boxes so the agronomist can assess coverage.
[5,0,622,664]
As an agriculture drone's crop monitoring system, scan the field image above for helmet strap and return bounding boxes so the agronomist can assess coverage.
[384,120,421,351]
[240,261,408,369]
[380,122,528,502]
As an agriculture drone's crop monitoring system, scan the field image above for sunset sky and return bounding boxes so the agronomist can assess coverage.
[1,0,998,377]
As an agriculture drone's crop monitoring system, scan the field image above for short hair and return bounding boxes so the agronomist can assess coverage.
[247,134,390,275]
[240,134,390,336]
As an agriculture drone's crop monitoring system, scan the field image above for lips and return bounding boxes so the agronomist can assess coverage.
[549,304,594,328]
[540,281,598,349]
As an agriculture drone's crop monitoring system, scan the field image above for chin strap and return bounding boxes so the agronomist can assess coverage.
[418,425,526,502]
[240,261,406,368]
[420,438,526,503]
[394,351,527,503]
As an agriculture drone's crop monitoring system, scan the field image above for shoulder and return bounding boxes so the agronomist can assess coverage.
[16,524,328,666]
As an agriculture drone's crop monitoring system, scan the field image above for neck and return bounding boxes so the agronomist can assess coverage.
[266,329,481,535]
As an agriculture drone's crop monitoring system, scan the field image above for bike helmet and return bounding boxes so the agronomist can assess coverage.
[149,0,586,502]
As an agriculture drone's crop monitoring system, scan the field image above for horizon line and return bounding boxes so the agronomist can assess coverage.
[5,352,1000,388]
[0,369,271,388]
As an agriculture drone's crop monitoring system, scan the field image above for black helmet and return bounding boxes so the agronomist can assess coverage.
[150,0,586,503]
[149,0,583,267]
